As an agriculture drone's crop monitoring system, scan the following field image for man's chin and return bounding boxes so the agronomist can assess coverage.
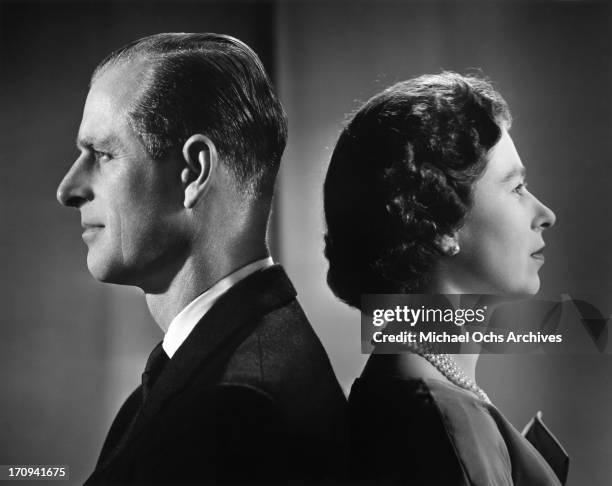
[86,256,129,285]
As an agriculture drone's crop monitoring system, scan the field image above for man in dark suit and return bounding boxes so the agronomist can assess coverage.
[56,33,347,484]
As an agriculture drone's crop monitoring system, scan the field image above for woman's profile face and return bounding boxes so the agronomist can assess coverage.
[449,129,556,296]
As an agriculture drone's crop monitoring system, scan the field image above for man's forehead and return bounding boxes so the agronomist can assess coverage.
[77,60,148,147]
[77,88,127,148]
[93,58,149,103]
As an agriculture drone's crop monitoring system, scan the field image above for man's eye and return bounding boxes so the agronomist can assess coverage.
[93,150,111,162]
[513,181,528,195]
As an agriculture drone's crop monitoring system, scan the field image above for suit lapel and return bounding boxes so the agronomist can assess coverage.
[94,265,297,477]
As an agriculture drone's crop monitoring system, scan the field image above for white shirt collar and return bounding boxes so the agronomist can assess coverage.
[162,257,274,358]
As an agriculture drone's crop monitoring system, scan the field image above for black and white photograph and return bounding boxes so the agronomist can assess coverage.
[1,0,611,484]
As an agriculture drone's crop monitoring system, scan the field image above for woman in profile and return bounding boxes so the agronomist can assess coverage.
[324,72,564,485]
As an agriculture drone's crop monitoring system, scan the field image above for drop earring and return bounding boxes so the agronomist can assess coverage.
[448,243,460,256]
[436,234,460,256]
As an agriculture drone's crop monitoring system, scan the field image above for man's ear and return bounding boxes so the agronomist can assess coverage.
[181,134,217,208]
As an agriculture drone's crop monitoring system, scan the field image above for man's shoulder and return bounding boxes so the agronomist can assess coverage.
[205,266,337,392]
[171,265,347,432]
[217,296,347,430]
[222,298,334,387]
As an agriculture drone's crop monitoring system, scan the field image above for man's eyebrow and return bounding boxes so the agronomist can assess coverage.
[76,135,90,149]
[500,166,526,183]
[76,135,121,151]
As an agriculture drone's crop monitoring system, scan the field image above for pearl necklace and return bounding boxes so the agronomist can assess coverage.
[406,342,491,404]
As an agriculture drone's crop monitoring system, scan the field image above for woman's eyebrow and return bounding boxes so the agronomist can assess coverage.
[500,166,526,183]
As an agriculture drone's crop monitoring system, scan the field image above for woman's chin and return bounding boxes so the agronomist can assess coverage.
[506,277,541,299]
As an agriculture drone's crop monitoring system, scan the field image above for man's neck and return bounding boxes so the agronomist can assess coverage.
[144,247,269,332]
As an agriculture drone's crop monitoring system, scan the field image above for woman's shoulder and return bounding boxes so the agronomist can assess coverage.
[349,374,509,449]
[349,375,514,485]
[350,373,494,423]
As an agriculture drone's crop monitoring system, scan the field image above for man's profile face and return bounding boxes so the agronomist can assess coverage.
[57,61,185,288]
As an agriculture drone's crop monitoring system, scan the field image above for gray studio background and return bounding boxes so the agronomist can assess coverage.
[1,1,611,484]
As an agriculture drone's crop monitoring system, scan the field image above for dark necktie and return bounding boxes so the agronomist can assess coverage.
[141,343,169,403]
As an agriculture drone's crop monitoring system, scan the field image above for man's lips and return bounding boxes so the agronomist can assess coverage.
[531,246,546,261]
[81,223,104,239]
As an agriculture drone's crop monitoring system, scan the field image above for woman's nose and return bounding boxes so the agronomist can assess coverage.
[532,195,557,230]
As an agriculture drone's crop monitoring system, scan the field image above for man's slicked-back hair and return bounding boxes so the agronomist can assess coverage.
[92,33,288,200]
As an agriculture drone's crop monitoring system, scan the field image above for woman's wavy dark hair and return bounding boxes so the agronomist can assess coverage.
[324,72,511,308]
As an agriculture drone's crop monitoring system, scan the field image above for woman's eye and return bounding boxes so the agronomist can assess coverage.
[513,181,528,195]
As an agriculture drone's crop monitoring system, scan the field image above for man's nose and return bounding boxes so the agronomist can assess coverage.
[56,156,93,208]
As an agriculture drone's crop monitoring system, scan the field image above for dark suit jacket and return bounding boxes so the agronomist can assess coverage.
[85,265,348,485]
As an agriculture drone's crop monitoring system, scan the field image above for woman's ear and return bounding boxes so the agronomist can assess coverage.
[181,134,217,208]
[436,234,460,256]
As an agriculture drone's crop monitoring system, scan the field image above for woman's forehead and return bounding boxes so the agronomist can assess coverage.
[482,130,525,183]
